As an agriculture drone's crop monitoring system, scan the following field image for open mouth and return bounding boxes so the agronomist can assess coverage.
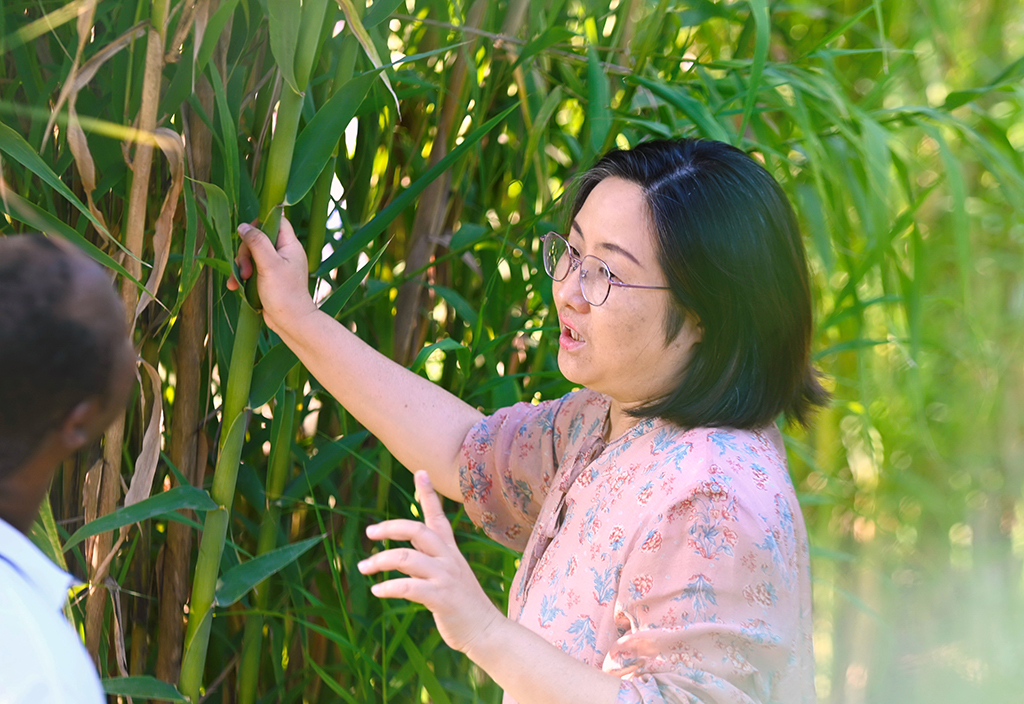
[563,324,581,342]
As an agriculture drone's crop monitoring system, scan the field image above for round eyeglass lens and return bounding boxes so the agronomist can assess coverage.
[580,257,611,305]
[543,234,570,280]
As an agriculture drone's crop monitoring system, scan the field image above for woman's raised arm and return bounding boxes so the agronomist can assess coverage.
[227,219,482,501]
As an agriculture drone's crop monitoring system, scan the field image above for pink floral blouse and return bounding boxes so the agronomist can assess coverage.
[458,388,815,704]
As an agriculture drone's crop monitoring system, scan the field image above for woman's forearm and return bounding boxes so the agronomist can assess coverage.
[465,616,622,704]
[276,307,482,500]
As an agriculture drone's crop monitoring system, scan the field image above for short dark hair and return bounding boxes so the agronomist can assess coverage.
[569,138,828,429]
[0,235,115,478]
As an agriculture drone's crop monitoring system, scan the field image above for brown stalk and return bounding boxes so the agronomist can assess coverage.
[155,35,216,683]
[391,0,487,364]
[84,0,170,664]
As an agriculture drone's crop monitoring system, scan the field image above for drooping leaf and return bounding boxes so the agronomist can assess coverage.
[0,186,137,283]
[430,284,478,326]
[363,0,405,28]
[0,119,112,241]
[65,485,217,550]
[102,676,187,702]
[195,180,237,279]
[249,342,299,408]
[410,337,467,375]
[214,535,323,606]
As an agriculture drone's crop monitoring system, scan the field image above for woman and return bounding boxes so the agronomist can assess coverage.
[230,138,827,703]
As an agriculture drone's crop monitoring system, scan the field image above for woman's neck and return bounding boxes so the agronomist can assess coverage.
[605,400,641,443]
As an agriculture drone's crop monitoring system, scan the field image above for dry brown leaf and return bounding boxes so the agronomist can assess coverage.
[134,128,185,322]
[123,359,165,509]
[40,0,97,151]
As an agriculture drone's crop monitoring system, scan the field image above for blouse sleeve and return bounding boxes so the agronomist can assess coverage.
[602,452,813,704]
[458,389,605,551]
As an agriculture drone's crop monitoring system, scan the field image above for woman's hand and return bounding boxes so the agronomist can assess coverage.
[226,218,316,335]
[358,471,503,654]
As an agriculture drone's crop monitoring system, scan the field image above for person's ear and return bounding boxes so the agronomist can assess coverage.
[58,398,104,451]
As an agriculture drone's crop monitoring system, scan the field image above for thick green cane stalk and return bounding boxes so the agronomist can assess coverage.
[179,301,261,701]
[182,3,334,699]
[237,385,297,704]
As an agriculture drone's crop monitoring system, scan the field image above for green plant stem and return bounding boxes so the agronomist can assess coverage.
[237,385,297,704]
[245,81,305,309]
[179,301,261,702]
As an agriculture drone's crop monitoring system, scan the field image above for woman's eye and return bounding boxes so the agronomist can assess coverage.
[568,245,582,259]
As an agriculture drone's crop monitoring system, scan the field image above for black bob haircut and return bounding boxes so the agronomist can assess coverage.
[569,138,828,430]
[0,235,116,478]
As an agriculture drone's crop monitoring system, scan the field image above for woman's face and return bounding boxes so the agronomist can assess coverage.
[553,176,702,411]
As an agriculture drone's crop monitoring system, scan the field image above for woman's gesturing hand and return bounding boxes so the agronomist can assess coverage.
[358,471,504,654]
[226,217,317,335]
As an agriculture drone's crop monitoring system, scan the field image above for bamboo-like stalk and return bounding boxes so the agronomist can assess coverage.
[179,2,331,699]
[156,64,216,683]
[237,385,296,704]
[391,0,487,365]
[84,0,169,664]
[178,302,261,701]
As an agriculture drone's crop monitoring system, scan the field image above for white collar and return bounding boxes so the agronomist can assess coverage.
[0,516,73,612]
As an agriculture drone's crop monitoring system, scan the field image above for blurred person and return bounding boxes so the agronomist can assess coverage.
[230,138,827,703]
[0,234,135,703]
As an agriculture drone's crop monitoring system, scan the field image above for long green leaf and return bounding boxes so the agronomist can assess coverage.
[632,77,730,142]
[195,180,236,275]
[284,70,376,205]
[316,102,518,276]
[0,119,112,240]
[208,63,239,206]
[249,342,299,408]
[738,0,770,141]
[320,241,389,317]
[362,0,405,28]
[214,535,323,606]
[586,28,611,157]
[410,338,467,374]
[102,676,187,703]
[0,187,137,282]
[335,0,400,113]
[267,0,301,92]
[64,485,217,550]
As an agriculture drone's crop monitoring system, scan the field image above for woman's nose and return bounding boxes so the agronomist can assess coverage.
[553,261,589,311]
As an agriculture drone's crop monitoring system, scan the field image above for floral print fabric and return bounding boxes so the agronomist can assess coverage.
[458,388,816,704]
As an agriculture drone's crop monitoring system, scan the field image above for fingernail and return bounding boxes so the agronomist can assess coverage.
[370,584,382,596]
[237,223,251,235]
[357,560,368,572]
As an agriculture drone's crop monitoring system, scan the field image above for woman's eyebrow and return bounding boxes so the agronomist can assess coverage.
[571,219,641,267]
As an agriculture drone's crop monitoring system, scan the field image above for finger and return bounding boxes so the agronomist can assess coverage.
[236,239,254,278]
[236,223,279,269]
[414,471,454,540]
[275,215,299,250]
[368,576,429,603]
[365,519,446,557]
[357,547,435,579]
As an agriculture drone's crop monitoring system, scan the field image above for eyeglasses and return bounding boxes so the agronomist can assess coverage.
[540,232,670,306]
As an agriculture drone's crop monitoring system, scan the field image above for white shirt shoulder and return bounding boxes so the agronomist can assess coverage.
[0,518,105,704]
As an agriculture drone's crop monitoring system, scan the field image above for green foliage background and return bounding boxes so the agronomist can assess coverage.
[1,0,1022,702]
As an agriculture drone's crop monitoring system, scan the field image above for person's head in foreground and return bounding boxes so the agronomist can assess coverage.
[545,137,827,428]
[0,234,135,533]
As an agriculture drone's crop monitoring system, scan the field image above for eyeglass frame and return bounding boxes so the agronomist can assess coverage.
[540,232,671,306]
